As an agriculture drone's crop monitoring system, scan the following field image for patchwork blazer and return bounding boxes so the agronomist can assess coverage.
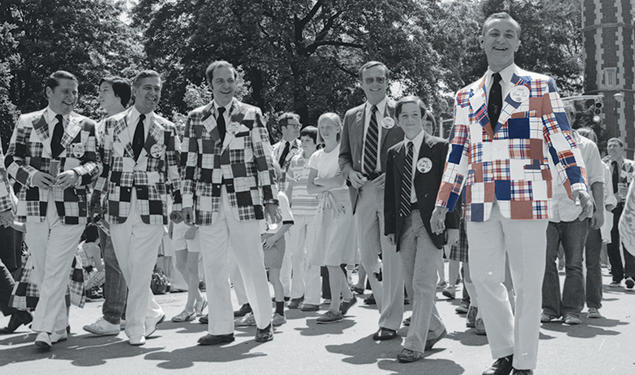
[181,98,277,225]
[339,100,404,211]
[5,109,101,224]
[435,66,587,221]
[94,108,182,225]
[0,142,12,212]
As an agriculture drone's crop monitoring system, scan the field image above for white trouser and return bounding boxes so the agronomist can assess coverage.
[110,191,165,339]
[198,189,272,335]
[355,183,404,331]
[28,191,84,333]
[466,202,547,370]
[283,214,315,299]
[230,256,248,306]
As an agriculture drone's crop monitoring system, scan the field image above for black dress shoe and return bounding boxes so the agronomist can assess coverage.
[512,370,533,375]
[0,311,33,334]
[255,324,273,343]
[372,327,398,341]
[483,355,513,375]
[339,297,357,315]
[363,294,376,305]
[199,315,208,324]
[233,303,252,317]
[198,333,235,345]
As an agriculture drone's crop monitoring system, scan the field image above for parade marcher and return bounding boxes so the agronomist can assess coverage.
[170,221,206,322]
[5,70,102,349]
[84,76,166,336]
[339,61,405,340]
[384,96,459,363]
[94,70,182,346]
[431,13,592,375]
[308,113,356,323]
[181,60,281,345]
[603,137,635,288]
[619,176,635,257]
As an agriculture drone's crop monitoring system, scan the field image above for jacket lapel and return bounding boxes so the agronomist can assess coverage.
[113,109,135,158]
[140,116,165,160]
[221,99,242,153]
[32,113,50,147]
[60,113,83,151]
[380,100,396,149]
[201,102,216,134]
[468,75,493,138]
[493,73,529,134]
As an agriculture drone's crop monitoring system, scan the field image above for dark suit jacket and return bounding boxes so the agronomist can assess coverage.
[384,132,460,250]
[339,100,404,212]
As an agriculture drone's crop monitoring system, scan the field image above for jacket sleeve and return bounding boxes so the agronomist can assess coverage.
[0,142,12,212]
[93,119,111,193]
[338,112,354,178]
[181,112,199,209]
[5,115,40,187]
[250,107,278,202]
[71,119,102,187]
[165,123,182,211]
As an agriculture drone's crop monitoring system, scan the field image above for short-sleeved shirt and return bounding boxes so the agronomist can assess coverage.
[261,191,294,234]
[550,133,602,222]
[287,152,320,216]
[307,144,347,192]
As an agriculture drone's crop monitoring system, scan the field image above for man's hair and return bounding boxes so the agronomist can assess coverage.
[300,126,318,144]
[317,112,342,143]
[395,95,427,118]
[607,137,625,148]
[99,76,132,107]
[205,60,238,84]
[358,61,390,81]
[278,112,301,127]
[45,70,78,94]
[564,103,579,129]
[132,70,161,87]
[482,12,521,37]
[577,127,597,143]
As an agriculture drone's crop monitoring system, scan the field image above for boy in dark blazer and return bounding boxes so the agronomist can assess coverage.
[384,96,460,363]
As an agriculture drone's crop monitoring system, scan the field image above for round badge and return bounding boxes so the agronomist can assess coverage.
[150,144,166,158]
[71,143,85,158]
[227,121,241,135]
[382,117,395,129]
[416,157,433,174]
[510,85,529,102]
[356,111,363,122]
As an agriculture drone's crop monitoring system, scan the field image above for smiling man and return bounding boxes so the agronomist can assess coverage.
[430,12,592,375]
[5,70,101,350]
[94,70,182,346]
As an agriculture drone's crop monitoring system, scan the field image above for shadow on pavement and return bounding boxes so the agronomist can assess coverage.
[378,358,465,375]
[540,317,625,339]
[295,319,356,336]
[325,334,403,365]
[445,329,488,347]
[144,341,267,369]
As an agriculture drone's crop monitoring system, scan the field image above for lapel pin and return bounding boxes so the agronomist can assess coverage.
[417,157,432,174]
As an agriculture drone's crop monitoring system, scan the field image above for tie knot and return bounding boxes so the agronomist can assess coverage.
[55,114,64,124]
[371,105,378,114]
[492,72,502,84]
[139,114,146,121]
[218,107,226,115]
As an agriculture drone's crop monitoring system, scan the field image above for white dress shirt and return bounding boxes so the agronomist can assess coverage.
[484,63,518,100]
[127,106,153,141]
[43,107,69,152]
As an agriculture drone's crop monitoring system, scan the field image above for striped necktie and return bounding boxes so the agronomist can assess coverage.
[363,105,379,175]
[400,141,414,217]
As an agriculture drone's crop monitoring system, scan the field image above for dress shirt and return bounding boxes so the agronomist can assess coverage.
[43,107,70,152]
[127,106,153,141]
[362,97,387,172]
[484,63,517,101]
[403,129,425,203]
[212,100,232,126]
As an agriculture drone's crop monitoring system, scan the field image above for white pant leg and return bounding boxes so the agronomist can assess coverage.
[110,192,164,339]
[354,186,383,312]
[146,293,164,321]
[279,232,292,297]
[230,256,249,306]
[466,204,514,361]
[30,197,84,333]
[502,217,547,370]
[287,215,311,299]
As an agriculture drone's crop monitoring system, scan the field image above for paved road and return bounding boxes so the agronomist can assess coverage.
[1,270,633,375]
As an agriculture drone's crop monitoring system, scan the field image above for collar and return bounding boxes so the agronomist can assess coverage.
[365,97,387,117]
[212,99,232,115]
[485,63,518,87]
[404,129,425,149]
[129,106,154,127]
[44,106,69,126]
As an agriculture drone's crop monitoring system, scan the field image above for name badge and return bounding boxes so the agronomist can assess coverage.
[510,86,529,102]
[382,117,395,129]
[417,157,432,174]
[150,143,166,159]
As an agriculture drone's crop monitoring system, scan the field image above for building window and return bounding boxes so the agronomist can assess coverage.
[602,67,618,89]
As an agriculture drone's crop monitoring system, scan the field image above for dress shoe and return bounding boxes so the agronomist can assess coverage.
[587,307,603,319]
[255,324,273,343]
[397,348,424,363]
[129,335,146,346]
[475,318,486,336]
[234,303,252,317]
[339,297,357,315]
[317,310,343,323]
[425,329,446,350]
[625,277,634,289]
[172,310,196,322]
[466,306,477,328]
[198,333,235,345]
[199,315,208,324]
[512,370,533,375]
[363,294,376,305]
[564,313,582,325]
[482,355,513,375]
[145,313,166,337]
[402,316,411,327]
[372,327,398,340]
[455,302,469,314]
[288,297,304,309]
[34,332,52,350]
[272,313,286,326]
[235,312,256,327]
[0,310,32,334]
[442,285,456,299]
[540,312,559,323]
[300,303,320,312]
[83,317,120,336]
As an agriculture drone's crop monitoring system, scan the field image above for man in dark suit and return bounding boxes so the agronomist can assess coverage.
[385,96,459,363]
[339,61,405,340]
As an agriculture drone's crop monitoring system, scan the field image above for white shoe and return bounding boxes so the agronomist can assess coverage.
[145,313,166,337]
[83,318,120,336]
[272,313,286,327]
[234,312,256,327]
[195,297,208,317]
[34,332,52,350]
[129,335,146,346]
[51,330,68,343]
[588,307,603,319]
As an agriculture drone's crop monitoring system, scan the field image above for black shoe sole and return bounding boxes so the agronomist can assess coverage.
[625,279,635,289]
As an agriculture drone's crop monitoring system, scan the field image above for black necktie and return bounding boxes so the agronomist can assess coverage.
[278,141,291,167]
[133,114,145,160]
[217,107,226,145]
[363,105,379,175]
[488,72,503,126]
[51,114,64,158]
[400,142,414,217]
[612,161,619,194]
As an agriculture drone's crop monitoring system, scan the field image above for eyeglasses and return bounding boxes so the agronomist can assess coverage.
[364,77,386,85]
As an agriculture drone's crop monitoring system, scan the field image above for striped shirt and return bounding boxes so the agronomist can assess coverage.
[286,152,320,216]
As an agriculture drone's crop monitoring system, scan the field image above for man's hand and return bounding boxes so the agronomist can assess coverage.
[182,207,194,225]
[371,173,386,189]
[170,210,183,224]
[55,170,79,190]
[590,208,604,229]
[348,170,367,189]
[430,206,449,234]
[263,235,278,250]
[386,233,395,246]
[31,171,55,189]
[447,228,459,247]
[265,203,282,224]
[573,190,593,221]
[0,210,13,228]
